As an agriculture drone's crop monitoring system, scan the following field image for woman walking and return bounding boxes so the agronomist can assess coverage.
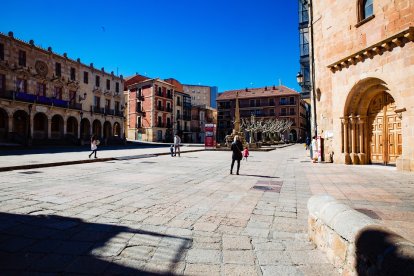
[230,135,243,175]
[89,135,99,159]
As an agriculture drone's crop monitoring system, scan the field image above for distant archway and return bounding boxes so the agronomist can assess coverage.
[13,110,29,142]
[0,108,8,140]
[67,117,78,138]
[33,113,48,139]
[80,118,91,140]
[92,120,102,138]
[51,114,64,139]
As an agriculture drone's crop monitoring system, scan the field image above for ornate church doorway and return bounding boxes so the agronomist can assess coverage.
[368,92,402,165]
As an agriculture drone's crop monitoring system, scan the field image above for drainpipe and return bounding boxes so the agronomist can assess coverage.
[309,0,317,138]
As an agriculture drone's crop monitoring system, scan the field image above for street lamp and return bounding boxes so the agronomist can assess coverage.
[296,72,304,85]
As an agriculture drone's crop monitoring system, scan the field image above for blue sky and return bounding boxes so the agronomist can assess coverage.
[1,0,300,92]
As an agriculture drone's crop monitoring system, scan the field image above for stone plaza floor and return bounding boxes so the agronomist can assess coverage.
[0,144,413,275]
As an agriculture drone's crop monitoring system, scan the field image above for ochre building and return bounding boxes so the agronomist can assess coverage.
[311,0,414,170]
[0,32,125,146]
[217,86,307,143]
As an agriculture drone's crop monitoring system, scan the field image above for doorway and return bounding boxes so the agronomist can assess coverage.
[368,92,402,165]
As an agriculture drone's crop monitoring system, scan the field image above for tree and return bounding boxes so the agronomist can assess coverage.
[241,115,293,143]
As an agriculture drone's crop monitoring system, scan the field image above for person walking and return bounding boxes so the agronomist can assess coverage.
[170,145,174,157]
[174,134,181,157]
[243,146,249,161]
[89,135,99,159]
[230,135,243,175]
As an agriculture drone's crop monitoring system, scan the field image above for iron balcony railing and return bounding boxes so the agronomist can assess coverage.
[0,90,82,110]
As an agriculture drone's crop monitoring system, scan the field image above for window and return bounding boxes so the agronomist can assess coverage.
[269,99,275,106]
[158,87,162,96]
[83,71,89,84]
[16,78,27,92]
[95,75,100,87]
[299,28,309,57]
[158,100,162,110]
[55,62,61,77]
[167,102,171,111]
[269,109,275,115]
[115,82,119,93]
[290,108,295,115]
[158,116,162,126]
[106,79,110,90]
[363,0,373,19]
[70,67,76,81]
[69,90,76,104]
[176,97,181,105]
[167,117,171,127]
[289,97,295,105]
[0,43,4,61]
[115,101,120,112]
[94,96,101,107]
[280,97,287,105]
[0,74,5,93]
[54,87,63,100]
[105,99,110,110]
[18,50,26,67]
[36,82,46,96]
[281,108,286,116]
[137,116,142,128]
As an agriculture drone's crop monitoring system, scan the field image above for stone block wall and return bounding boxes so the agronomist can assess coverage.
[308,195,414,275]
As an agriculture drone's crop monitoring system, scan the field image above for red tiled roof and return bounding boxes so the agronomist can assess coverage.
[217,85,299,100]
[164,78,184,93]
[124,74,151,87]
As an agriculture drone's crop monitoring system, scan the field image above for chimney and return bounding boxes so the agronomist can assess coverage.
[265,86,268,91]
[273,85,276,90]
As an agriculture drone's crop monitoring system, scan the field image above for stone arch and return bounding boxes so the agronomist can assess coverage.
[33,112,48,139]
[0,108,9,141]
[51,114,64,139]
[342,77,402,165]
[92,119,102,138]
[12,110,29,144]
[66,116,78,138]
[80,118,91,140]
[103,121,112,139]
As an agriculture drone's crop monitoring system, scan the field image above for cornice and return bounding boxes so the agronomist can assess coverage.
[328,27,414,73]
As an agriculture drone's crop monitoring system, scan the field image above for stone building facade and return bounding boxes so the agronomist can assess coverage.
[0,32,124,146]
[311,0,414,170]
[217,86,307,143]
[125,74,174,142]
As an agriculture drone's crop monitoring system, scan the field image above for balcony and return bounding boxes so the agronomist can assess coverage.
[92,105,105,114]
[157,123,165,128]
[0,90,82,110]
[114,110,123,117]
[279,113,287,116]
[176,101,181,106]
[176,115,182,120]
[166,107,172,112]
[136,108,145,114]
[279,101,296,106]
[167,93,173,99]
[157,106,164,111]
[166,123,172,128]
[105,108,115,116]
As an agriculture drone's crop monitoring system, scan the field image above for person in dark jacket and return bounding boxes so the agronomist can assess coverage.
[230,135,243,175]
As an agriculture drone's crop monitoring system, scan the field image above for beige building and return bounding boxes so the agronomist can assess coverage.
[0,31,124,146]
[183,84,217,108]
[311,0,414,171]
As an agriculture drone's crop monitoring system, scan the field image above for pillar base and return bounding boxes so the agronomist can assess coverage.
[358,153,366,164]
[345,153,352,164]
[350,153,360,164]
[396,157,414,172]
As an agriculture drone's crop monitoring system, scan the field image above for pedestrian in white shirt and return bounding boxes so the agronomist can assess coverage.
[174,134,181,157]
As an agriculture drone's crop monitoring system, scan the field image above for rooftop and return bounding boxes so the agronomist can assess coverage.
[217,85,299,100]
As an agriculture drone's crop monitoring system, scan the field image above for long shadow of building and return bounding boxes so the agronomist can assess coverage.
[0,212,192,274]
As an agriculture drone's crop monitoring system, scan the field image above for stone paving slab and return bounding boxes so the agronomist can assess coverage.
[0,145,413,274]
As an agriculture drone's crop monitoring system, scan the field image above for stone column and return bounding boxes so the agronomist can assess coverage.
[343,117,351,164]
[350,115,359,164]
[63,118,67,136]
[48,116,52,139]
[358,116,366,164]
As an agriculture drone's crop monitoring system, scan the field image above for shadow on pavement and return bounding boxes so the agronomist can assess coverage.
[355,227,414,275]
[240,174,280,178]
[0,212,192,275]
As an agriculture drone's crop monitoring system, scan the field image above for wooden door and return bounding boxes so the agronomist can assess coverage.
[368,92,402,165]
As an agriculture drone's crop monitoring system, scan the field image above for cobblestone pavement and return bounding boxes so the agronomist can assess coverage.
[0,145,412,275]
